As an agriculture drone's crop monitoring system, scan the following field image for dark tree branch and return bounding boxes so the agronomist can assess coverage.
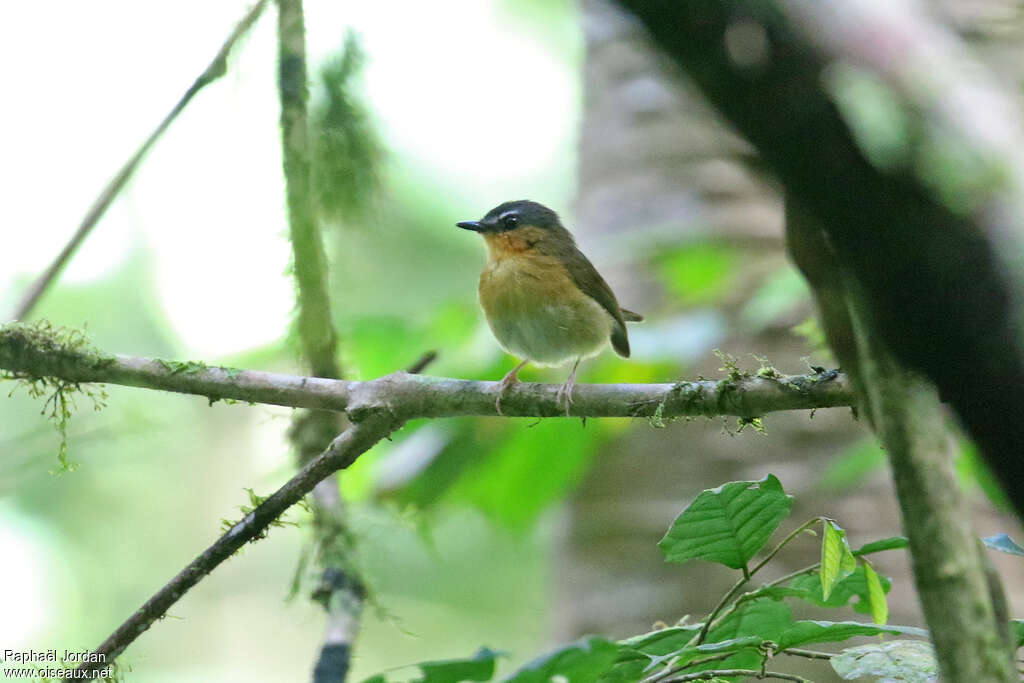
[10,0,269,322]
[788,189,1015,681]
[612,0,1024,516]
[67,412,401,681]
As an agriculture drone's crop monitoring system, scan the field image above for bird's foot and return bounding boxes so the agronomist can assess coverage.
[555,379,576,417]
[556,359,582,417]
[495,360,529,416]
[495,375,518,416]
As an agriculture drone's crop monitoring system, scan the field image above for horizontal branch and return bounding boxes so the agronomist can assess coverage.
[0,325,852,420]
[69,412,400,680]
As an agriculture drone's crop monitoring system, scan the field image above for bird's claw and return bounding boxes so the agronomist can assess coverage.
[556,379,576,417]
[495,375,518,417]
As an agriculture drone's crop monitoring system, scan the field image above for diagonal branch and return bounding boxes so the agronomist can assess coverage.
[0,326,852,419]
[67,412,401,681]
[10,0,269,321]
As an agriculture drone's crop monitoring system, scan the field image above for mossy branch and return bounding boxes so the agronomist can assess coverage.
[0,323,853,421]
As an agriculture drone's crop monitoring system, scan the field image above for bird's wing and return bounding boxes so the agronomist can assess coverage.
[559,244,633,358]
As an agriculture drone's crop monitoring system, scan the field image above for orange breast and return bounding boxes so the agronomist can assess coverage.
[477,247,613,366]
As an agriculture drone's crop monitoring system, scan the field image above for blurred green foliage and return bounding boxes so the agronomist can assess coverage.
[654,243,737,306]
[311,31,383,224]
[10,0,1020,679]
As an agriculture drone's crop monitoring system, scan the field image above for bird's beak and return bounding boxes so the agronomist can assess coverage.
[456,220,484,232]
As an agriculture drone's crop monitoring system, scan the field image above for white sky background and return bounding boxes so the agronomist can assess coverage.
[0,0,578,357]
[0,0,578,651]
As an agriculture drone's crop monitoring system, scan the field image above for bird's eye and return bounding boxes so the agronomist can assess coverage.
[503,215,519,229]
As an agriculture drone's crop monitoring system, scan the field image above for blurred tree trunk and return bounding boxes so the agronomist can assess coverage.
[559,0,1024,661]
[557,1,872,657]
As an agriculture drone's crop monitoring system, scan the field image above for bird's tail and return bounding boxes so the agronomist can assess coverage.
[621,309,643,322]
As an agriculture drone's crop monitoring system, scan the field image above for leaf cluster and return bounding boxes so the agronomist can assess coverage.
[359,475,1024,683]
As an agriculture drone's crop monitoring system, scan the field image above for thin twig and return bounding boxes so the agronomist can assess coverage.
[750,518,823,575]
[67,412,400,681]
[11,0,269,321]
[695,575,750,646]
[405,350,438,375]
[780,648,834,660]
[662,669,811,682]
[697,517,823,645]
[642,652,738,683]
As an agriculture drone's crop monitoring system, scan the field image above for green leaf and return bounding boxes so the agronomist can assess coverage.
[418,648,503,683]
[504,637,619,683]
[659,475,793,569]
[853,536,909,556]
[710,599,794,643]
[777,620,927,650]
[699,600,794,673]
[361,676,386,683]
[619,627,701,656]
[1011,619,1024,648]
[789,566,891,615]
[830,640,937,682]
[821,520,857,600]
[982,533,1024,556]
[744,586,816,602]
[862,562,888,625]
[601,627,700,683]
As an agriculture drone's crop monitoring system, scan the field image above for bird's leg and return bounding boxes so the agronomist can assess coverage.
[495,359,530,416]
[556,358,582,417]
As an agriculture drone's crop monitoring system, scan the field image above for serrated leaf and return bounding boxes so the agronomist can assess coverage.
[697,600,794,674]
[745,586,816,602]
[831,640,937,682]
[710,595,795,643]
[504,637,619,683]
[419,648,503,683]
[659,475,793,569]
[853,536,909,556]
[862,561,888,625]
[821,520,857,600]
[777,620,927,650]
[790,566,891,615]
[982,533,1024,556]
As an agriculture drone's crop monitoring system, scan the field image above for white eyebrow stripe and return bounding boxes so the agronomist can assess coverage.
[498,211,516,220]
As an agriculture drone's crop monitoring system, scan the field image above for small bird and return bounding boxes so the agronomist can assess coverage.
[457,200,642,414]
